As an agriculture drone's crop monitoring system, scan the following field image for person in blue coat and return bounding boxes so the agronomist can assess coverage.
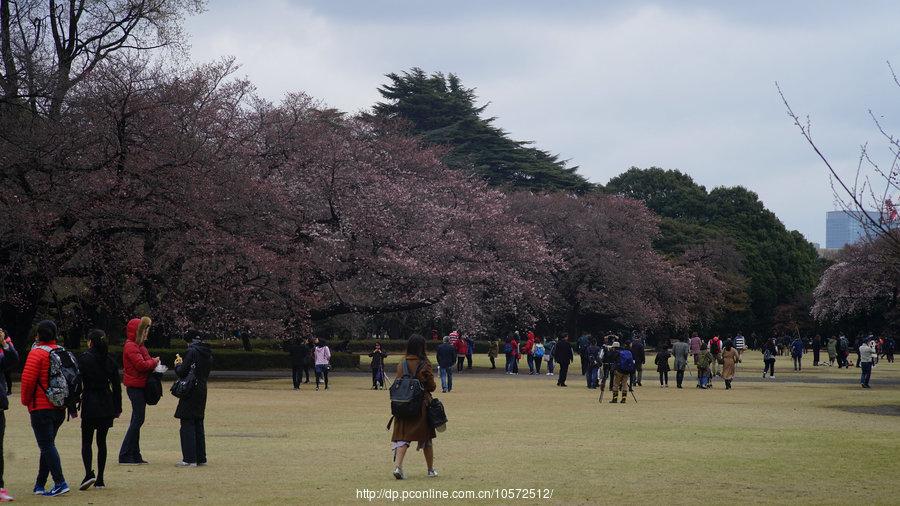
[790,336,804,371]
[435,337,457,393]
[464,335,474,370]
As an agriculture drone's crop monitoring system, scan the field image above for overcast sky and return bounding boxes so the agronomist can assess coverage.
[185,0,900,245]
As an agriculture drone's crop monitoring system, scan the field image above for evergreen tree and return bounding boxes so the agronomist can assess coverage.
[371,68,592,192]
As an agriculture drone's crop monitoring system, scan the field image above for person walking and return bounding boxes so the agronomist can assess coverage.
[285,338,309,391]
[533,336,546,374]
[487,338,499,370]
[436,337,456,393]
[631,335,646,387]
[523,332,536,375]
[826,336,837,366]
[654,345,671,388]
[77,330,122,490]
[812,335,822,366]
[577,333,590,376]
[369,342,388,390]
[464,335,474,370]
[544,337,557,376]
[509,334,520,374]
[20,320,70,496]
[390,335,438,480]
[600,337,617,393]
[886,336,896,363]
[450,332,466,373]
[0,330,19,502]
[173,331,213,467]
[721,339,740,390]
[708,335,723,378]
[553,335,574,387]
[734,331,746,359]
[610,342,633,403]
[762,337,777,379]
[696,343,713,389]
[689,332,702,365]
[791,336,804,371]
[119,317,160,466]
[314,338,331,391]
[503,337,514,374]
[859,340,874,388]
[585,337,601,389]
[672,336,690,389]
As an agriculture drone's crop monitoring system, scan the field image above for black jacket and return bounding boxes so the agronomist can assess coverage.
[0,344,19,411]
[632,341,646,364]
[368,349,387,370]
[436,343,457,369]
[174,340,213,420]
[77,348,122,419]
[285,342,310,367]
[553,340,574,364]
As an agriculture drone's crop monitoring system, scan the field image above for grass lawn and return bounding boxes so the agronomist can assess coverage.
[3,352,899,504]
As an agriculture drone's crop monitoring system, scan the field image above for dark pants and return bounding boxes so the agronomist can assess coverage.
[372,367,384,388]
[302,365,311,382]
[793,356,802,371]
[764,359,775,377]
[291,366,303,389]
[30,409,65,487]
[534,356,543,374]
[466,354,473,369]
[489,355,496,369]
[546,357,555,374]
[0,411,4,488]
[580,353,587,375]
[526,354,534,373]
[676,369,685,388]
[505,353,513,372]
[119,387,146,462]
[81,418,111,480]
[860,362,872,386]
[587,365,599,387]
[179,418,206,464]
[3,371,10,394]
[512,357,519,374]
[315,364,329,388]
[602,365,614,391]
[557,362,569,385]
[813,349,820,366]
[659,371,669,385]
[457,356,465,372]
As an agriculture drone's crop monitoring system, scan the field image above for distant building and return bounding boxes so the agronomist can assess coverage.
[825,210,880,249]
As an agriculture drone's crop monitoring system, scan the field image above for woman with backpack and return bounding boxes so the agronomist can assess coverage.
[174,331,213,467]
[533,336,546,375]
[654,345,671,388]
[544,337,557,376]
[119,316,161,465]
[314,338,331,391]
[0,329,19,502]
[20,320,70,496]
[77,330,122,490]
[390,335,437,480]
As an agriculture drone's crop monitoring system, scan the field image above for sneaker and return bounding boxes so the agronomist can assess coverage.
[442,389,447,393]
[393,467,405,480]
[33,485,46,495]
[293,387,300,391]
[175,461,198,468]
[324,386,329,390]
[620,398,626,403]
[44,482,69,497]
[94,479,105,489]
[0,488,14,502]
[428,469,438,477]
[315,386,319,391]
[80,471,97,490]
[769,375,775,379]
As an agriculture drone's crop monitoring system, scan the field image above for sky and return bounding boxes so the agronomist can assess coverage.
[184,0,900,245]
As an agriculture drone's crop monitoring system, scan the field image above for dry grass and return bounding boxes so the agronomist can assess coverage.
[3,352,899,505]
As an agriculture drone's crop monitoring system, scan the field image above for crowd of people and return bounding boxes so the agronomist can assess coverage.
[0,318,212,500]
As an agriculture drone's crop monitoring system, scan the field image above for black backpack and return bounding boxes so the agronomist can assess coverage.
[389,360,426,420]
[34,345,82,412]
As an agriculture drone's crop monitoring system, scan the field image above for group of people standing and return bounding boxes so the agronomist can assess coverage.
[284,337,333,391]
[0,317,212,500]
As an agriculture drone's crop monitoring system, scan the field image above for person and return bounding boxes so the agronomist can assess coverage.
[503,337,514,374]
[77,330,122,490]
[762,337,777,379]
[553,334,573,387]
[119,316,160,465]
[435,337,456,393]
[585,337,601,389]
[610,342,633,403]
[721,339,740,390]
[631,335,646,386]
[577,333,590,376]
[544,337,557,376]
[790,336,804,371]
[509,334,520,374]
[826,335,837,366]
[734,331,746,358]
[20,320,70,496]
[464,335,474,370]
[450,332,466,373]
[532,336,546,375]
[303,337,314,383]
[285,338,309,391]
[369,342,388,390]
[0,329,12,396]
[886,336,896,363]
[708,335,722,378]
[600,337,618,393]
[522,332,536,374]
[696,343,713,389]
[391,335,438,479]
[314,338,331,391]
[654,345,671,388]
[174,331,213,467]
[0,330,19,502]
[812,335,822,366]
[672,336,690,389]
[689,332,701,365]
[859,339,874,388]
[487,338,499,370]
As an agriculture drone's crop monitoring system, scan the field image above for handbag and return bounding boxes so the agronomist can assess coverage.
[144,372,163,405]
[170,363,197,399]
[427,397,448,432]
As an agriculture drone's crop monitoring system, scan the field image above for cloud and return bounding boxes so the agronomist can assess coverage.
[184,0,900,244]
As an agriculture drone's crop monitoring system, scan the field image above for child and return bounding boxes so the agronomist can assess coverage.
[368,343,387,390]
[654,346,671,388]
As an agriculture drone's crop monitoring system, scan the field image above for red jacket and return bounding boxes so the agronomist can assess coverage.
[523,333,536,355]
[20,341,60,412]
[510,339,520,358]
[452,338,467,355]
[122,318,158,388]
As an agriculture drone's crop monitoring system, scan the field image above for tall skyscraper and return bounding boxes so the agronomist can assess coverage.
[825,210,880,249]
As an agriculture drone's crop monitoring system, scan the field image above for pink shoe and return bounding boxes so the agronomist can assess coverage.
[0,488,14,502]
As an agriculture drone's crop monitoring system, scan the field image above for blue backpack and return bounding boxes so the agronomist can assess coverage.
[617,350,635,373]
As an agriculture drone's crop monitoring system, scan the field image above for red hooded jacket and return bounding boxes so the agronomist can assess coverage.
[523,332,536,355]
[20,340,60,412]
[122,318,158,388]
